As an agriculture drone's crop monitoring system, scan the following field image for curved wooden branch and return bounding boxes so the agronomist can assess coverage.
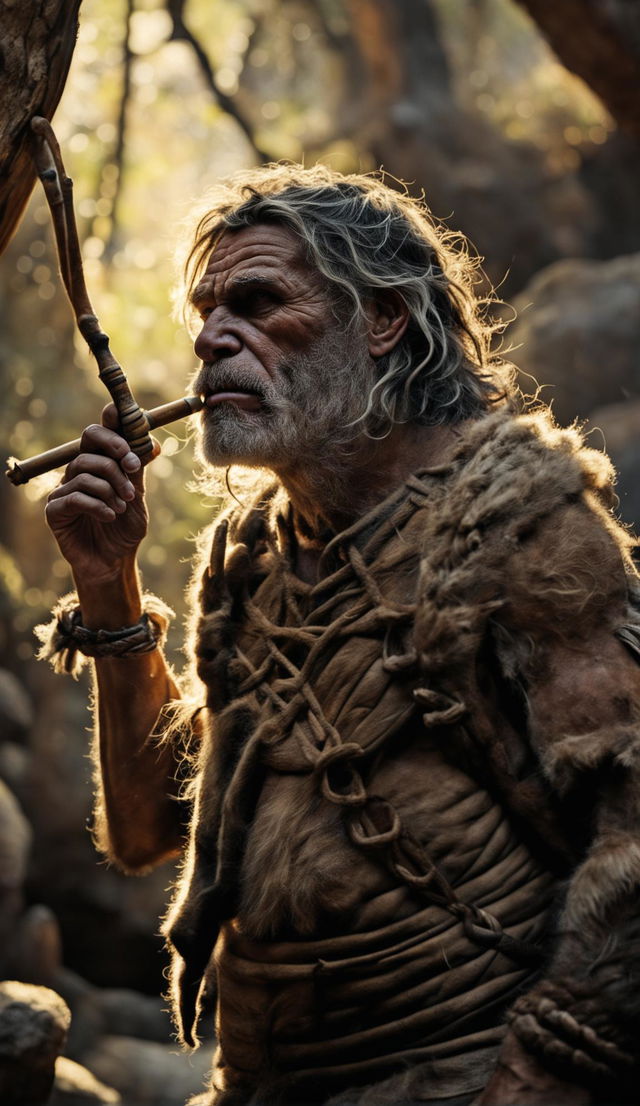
[30,117,154,463]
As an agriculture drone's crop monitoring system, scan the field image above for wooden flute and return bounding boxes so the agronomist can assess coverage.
[5,394,203,486]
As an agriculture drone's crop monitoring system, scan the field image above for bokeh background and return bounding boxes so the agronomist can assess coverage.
[0,1,639,1102]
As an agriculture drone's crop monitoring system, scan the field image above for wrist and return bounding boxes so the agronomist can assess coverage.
[35,589,174,678]
[74,556,142,630]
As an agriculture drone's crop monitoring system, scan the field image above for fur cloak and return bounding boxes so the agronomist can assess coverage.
[164,408,640,1104]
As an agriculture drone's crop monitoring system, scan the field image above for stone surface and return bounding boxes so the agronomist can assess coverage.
[0,741,32,794]
[0,777,31,975]
[509,252,640,425]
[50,1055,121,1105]
[0,669,34,744]
[53,968,174,1061]
[83,1035,215,1106]
[6,904,64,987]
[0,776,30,887]
[585,398,640,530]
[0,981,70,1104]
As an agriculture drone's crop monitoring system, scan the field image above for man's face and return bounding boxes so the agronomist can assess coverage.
[190,223,374,470]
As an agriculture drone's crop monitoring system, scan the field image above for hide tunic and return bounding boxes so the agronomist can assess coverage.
[165,410,640,1105]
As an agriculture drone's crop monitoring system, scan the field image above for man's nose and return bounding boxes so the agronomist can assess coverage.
[194,310,243,363]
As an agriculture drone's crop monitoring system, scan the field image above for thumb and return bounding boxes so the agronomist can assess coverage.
[101,404,160,471]
[129,435,161,492]
[101,402,119,430]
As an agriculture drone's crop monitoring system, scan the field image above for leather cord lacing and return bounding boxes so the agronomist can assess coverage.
[209,475,542,971]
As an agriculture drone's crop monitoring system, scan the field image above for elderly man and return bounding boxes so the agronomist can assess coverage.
[42,166,640,1106]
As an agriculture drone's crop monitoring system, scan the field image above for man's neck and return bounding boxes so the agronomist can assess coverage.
[275,420,465,548]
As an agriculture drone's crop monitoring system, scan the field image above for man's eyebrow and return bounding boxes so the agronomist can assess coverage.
[226,274,283,296]
[189,280,213,309]
[190,273,282,309]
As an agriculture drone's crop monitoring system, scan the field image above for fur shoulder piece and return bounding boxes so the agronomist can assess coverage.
[414,407,635,674]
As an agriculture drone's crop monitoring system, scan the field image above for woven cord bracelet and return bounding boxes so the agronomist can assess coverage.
[56,606,163,658]
[35,592,174,677]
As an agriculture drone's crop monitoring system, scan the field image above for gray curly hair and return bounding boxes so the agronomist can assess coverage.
[180,164,515,434]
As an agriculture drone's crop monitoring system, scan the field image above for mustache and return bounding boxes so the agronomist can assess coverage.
[192,362,271,399]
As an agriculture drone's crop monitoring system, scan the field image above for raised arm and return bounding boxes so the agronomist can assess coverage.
[44,412,189,872]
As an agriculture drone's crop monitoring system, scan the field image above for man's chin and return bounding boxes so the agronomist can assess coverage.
[198,423,285,470]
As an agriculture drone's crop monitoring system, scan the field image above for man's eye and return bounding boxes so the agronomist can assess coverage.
[241,290,279,314]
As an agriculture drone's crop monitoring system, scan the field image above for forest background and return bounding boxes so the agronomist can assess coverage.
[0,1,638,1102]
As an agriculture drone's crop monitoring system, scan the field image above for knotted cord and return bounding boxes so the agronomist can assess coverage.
[210,480,543,968]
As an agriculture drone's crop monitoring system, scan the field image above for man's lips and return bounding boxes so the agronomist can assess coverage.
[203,390,263,412]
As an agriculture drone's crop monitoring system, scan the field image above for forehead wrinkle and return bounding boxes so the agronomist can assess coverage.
[190,226,326,311]
[190,271,289,310]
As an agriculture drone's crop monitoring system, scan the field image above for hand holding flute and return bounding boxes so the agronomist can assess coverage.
[45,405,160,590]
[6,394,203,486]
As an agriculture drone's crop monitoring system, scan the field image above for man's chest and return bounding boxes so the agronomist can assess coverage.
[202,500,556,945]
[236,724,555,945]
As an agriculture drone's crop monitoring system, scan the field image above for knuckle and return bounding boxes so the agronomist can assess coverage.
[66,455,88,478]
[81,423,102,441]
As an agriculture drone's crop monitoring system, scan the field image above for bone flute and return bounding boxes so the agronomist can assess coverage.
[5,395,203,486]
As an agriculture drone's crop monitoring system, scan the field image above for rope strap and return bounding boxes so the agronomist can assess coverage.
[35,591,173,677]
[508,980,635,1087]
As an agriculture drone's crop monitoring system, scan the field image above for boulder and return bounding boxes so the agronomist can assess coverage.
[52,968,173,1060]
[50,1055,121,1105]
[0,778,31,974]
[83,1035,215,1106]
[585,398,640,530]
[0,981,70,1104]
[85,986,173,1043]
[6,904,64,987]
[0,742,32,794]
[0,669,34,744]
[509,253,640,424]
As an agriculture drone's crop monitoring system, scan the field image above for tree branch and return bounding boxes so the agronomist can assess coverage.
[516,0,640,140]
[102,0,135,256]
[166,0,269,163]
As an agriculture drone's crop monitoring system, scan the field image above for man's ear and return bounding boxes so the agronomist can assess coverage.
[365,291,410,357]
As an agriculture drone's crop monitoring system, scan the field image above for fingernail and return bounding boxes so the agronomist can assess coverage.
[122,483,135,500]
[123,453,141,471]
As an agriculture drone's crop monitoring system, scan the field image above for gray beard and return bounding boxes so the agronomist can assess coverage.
[194,327,375,476]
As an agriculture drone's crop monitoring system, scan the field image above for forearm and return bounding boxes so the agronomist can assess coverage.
[76,560,187,871]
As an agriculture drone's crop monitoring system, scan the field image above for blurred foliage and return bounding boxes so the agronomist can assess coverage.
[0,0,627,676]
[435,0,613,172]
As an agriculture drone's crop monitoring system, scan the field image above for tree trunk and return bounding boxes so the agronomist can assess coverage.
[0,0,82,256]
[343,0,573,294]
[516,0,640,140]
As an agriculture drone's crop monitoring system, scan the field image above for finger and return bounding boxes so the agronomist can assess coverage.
[62,453,137,501]
[46,489,118,526]
[79,423,143,476]
[128,435,161,492]
[101,403,119,430]
[99,408,160,473]
[49,472,129,513]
